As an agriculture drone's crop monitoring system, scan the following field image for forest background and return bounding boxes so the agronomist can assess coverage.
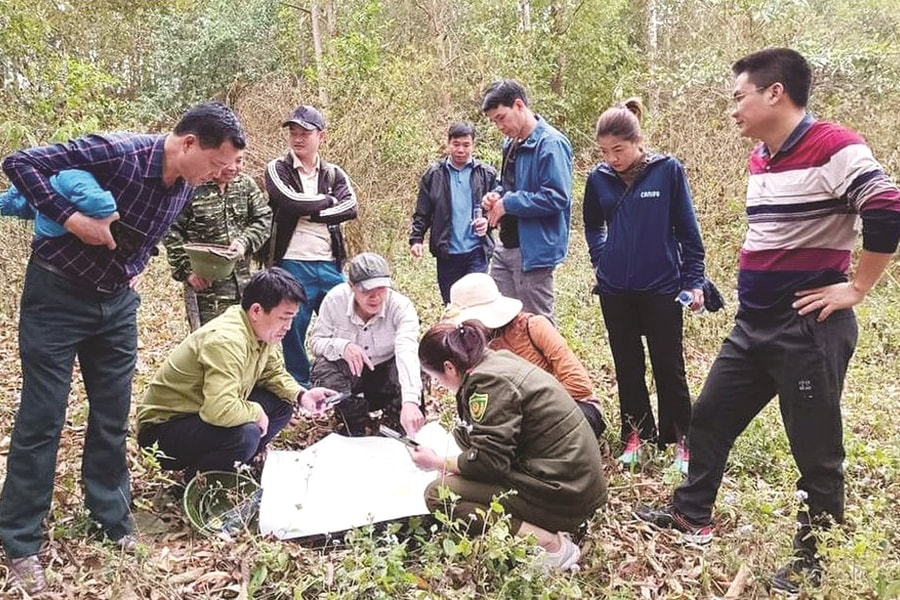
[1,0,899,598]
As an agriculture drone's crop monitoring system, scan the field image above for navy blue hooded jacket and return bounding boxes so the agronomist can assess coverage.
[583,153,705,294]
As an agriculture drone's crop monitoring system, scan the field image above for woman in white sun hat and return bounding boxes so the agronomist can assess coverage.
[446,272,606,438]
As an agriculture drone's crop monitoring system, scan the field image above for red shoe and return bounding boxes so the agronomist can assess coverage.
[618,431,642,466]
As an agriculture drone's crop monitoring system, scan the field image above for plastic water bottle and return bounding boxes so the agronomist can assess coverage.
[676,291,704,313]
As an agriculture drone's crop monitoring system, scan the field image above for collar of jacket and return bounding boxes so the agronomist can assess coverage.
[596,151,669,179]
[501,114,553,151]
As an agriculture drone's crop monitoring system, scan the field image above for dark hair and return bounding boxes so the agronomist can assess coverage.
[419,320,487,373]
[241,267,306,312]
[447,122,476,141]
[174,101,247,150]
[481,79,529,112]
[732,48,812,108]
[595,97,644,141]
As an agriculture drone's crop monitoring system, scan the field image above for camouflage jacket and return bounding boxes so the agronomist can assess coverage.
[164,173,272,291]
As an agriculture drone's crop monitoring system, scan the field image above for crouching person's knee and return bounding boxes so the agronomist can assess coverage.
[221,423,263,466]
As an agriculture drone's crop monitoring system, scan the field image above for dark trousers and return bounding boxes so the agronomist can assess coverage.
[277,259,345,386]
[0,262,138,558]
[424,473,588,535]
[137,387,294,478]
[600,292,691,445]
[436,247,487,305]
[674,307,857,554]
[310,356,409,435]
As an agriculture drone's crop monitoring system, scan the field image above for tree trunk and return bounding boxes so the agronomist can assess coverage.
[415,0,453,111]
[325,0,337,39]
[549,0,566,97]
[310,0,329,107]
[647,0,659,110]
[518,0,531,31]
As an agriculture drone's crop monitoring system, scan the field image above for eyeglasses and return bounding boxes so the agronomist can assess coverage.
[732,84,772,105]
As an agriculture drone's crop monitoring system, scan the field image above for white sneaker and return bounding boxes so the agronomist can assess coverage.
[540,532,581,572]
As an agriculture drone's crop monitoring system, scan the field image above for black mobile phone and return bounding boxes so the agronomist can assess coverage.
[110,220,146,256]
[378,424,420,448]
[324,392,353,407]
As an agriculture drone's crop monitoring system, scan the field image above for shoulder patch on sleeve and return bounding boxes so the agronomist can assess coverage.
[468,392,489,422]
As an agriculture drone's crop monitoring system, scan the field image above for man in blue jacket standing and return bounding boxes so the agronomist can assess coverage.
[481,79,573,323]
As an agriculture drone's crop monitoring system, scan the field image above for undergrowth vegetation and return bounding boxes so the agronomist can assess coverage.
[2,0,900,597]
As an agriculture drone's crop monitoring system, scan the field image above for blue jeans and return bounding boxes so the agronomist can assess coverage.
[137,387,294,478]
[277,259,345,385]
[436,247,487,305]
[0,262,138,558]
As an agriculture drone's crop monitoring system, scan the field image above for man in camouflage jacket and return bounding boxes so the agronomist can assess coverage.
[164,152,272,328]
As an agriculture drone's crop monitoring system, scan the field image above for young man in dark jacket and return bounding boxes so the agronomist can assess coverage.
[264,105,358,386]
[409,122,497,304]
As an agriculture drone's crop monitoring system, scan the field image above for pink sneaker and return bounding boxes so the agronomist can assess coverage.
[618,431,642,466]
[673,438,690,475]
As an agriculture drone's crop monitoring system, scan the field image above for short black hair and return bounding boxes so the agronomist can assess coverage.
[241,267,306,312]
[448,122,476,141]
[481,79,529,112]
[174,101,247,150]
[732,48,812,108]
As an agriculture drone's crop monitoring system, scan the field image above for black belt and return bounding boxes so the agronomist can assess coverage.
[31,255,128,295]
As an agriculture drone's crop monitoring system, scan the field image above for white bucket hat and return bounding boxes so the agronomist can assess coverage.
[447,273,523,329]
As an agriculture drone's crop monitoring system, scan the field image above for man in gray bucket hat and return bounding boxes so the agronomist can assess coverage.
[308,252,425,437]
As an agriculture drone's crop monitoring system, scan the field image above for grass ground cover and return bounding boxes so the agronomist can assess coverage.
[0,199,898,597]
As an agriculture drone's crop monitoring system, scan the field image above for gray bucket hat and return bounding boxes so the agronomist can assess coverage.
[347,252,393,291]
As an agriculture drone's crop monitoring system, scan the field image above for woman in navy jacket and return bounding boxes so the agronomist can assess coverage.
[583,98,706,474]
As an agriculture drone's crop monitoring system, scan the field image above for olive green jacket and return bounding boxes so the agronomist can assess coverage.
[453,350,607,518]
[137,305,302,430]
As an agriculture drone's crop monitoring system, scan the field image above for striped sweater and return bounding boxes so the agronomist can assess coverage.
[738,115,900,311]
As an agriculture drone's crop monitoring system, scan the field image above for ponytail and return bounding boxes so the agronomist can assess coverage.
[595,96,645,142]
[419,320,488,373]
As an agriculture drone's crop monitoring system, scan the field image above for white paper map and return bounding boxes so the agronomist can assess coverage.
[258,421,461,539]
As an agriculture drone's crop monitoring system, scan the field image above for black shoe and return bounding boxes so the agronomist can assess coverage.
[770,554,822,594]
[634,504,713,545]
[334,396,369,436]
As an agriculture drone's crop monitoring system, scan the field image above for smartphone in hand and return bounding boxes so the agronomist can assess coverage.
[324,392,353,407]
[110,220,146,256]
[378,424,420,448]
